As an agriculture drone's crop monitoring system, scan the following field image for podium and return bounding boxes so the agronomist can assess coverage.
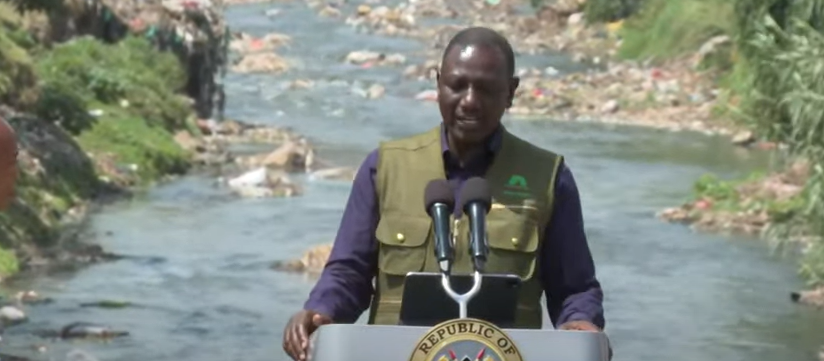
[310,324,611,361]
[306,272,610,361]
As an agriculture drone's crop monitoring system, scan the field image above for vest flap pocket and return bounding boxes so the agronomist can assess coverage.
[486,218,540,253]
[485,218,540,280]
[375,215,431,276]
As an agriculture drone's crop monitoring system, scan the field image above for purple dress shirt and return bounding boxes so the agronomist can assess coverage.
[304,126,605,329]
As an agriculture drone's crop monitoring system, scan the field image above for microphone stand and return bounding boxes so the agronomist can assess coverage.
[439,217,484,319]
[441,270,483,319]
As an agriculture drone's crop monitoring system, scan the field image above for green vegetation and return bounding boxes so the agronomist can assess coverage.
[35,36,193,181]
[0,4,196,279]
[615,0,733,62]
[691,173,806,224]
[582,0,643,23]
[580,0,824,285]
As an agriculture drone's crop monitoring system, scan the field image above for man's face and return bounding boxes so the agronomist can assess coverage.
[0,122,18,210]
[437,43,519,146]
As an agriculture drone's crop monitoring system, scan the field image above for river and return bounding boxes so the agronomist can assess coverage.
[3,2,824,361]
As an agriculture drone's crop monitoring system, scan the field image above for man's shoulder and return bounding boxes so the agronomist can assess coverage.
[505,129,563,161]
[378,127,440,152]
[360,148,380,171]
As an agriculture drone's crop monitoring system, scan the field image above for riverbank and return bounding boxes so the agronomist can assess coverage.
[587,0,824,295]
[573,0,824,307]
[0,1,226,282]
[1,2,822,360]
[244,0,824,305]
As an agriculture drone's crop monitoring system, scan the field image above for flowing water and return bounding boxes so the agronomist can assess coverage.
[3,2,824,361]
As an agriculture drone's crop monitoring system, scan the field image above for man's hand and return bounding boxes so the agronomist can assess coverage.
[559,321,612,359]
[559,320,601,332]
[283,310,333,361]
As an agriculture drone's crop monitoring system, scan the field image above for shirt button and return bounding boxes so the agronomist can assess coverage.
[396,233,405,243]
[511,237,519,246]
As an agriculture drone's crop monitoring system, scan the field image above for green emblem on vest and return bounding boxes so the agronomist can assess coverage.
[504,175,530,198]
[506,175,528,189]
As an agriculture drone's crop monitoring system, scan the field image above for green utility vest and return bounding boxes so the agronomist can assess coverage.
[368,126,563,329]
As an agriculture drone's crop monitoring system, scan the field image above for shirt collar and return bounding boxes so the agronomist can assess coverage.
[439,123,503,158]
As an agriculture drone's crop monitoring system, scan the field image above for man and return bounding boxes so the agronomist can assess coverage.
[283,27,605,361]
[0,117,17,210]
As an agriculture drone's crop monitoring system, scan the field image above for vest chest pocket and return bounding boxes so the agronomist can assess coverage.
[375,215,432,276]
[485,211,542,281]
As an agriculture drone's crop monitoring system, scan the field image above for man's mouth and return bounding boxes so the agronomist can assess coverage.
[456,117,481,128]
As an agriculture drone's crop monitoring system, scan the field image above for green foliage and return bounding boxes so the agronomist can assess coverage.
[693,174,741,202]
[0,5,197,280]
[731,0,824,284]
[0,3,39,107]
[583,0,644,23]
[0,0,65,13]
[617,0,734,61]
[34,36,190,134]
[0,246,19,277]
[76,104,191,182]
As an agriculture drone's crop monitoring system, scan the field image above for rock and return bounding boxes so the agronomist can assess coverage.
[366,84,385,99]
[60,322,129,340]
[567,12,584,26]
[227,168,303,198]
[173,131,202,152]
[600,100,619,113]
[244,140,315,172]
[357,4,372,15]
[271,244,332,274]
[344,51,406,66]
[790,287,824,308]
[0,306,26,325]
[228,167,268,188]
[232,53,289,74]
[310,167,357,181]
[319,5,341,17]
[289,79,314,90]
[731,130,755,147]
[658,207,694,224]
[229,32,291,54]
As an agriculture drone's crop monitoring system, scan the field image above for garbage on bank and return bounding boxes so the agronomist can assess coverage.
[47,0,232,120]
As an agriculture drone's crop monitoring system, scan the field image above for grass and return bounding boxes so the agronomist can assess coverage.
[616,0,735,61]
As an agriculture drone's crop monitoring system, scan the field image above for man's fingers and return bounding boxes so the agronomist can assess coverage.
[296,322,309,360]
[284,325,298,360]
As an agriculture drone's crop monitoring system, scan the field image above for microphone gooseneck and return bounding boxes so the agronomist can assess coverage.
[458,177,492,273]
[424,179,456,274]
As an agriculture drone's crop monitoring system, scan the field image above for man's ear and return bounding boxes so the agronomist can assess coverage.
[507,76,520,108]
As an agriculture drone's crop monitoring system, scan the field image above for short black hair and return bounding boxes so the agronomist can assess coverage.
[442,27,515,77]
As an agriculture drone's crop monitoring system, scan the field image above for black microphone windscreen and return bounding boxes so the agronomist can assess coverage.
[424,179,455,212]
[459,177,491,212]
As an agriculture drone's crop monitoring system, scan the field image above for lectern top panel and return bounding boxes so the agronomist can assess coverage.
[407,318,524,361]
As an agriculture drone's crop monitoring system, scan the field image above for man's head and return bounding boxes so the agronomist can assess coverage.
[437,27,519,150]
[0,118,17,210]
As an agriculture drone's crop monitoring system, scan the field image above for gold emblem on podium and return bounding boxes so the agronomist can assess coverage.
[408,319,523,361]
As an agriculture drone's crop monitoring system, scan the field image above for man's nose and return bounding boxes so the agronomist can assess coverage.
[459,87,480,111]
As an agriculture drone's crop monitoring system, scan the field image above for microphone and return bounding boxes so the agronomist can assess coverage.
[424,179,456,274]
[458,177,491,272]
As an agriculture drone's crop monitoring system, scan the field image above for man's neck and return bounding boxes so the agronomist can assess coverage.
[447,135,486,166]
